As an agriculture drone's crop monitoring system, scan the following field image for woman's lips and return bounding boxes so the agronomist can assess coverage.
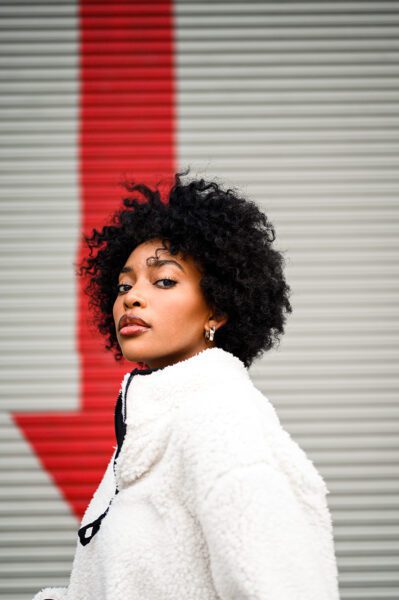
[119,325,151,336]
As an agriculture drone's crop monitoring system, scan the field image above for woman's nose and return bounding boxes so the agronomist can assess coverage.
[124,287,146,308]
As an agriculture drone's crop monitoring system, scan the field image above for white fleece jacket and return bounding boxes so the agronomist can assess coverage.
[33,346,340,600]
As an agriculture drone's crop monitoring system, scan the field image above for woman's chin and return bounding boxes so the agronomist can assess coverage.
[122,352,147,364]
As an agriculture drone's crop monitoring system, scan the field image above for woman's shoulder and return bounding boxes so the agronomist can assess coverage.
[174,379,278,486]
[176,374,278,436]
[174,378,329,500]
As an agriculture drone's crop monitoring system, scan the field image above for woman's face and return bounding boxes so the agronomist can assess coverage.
[113,238,227,369]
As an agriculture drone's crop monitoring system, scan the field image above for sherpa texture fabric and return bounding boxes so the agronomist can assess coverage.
[33,346,340,600]
[32,588,68,600]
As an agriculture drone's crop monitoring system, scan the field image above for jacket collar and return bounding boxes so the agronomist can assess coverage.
[119,346,249,426]
[114,347,249,488]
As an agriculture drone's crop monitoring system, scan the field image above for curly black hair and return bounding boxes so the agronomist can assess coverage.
[76,171,293,369]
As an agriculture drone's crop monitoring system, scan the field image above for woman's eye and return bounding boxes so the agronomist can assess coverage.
[116,279,177,294]
[116,283,131,294]
[155,278,177,288]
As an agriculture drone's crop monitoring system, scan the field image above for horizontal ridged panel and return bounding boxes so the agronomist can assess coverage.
[1,1,177,598]
[0,3,80,599]
[175,1,399,598]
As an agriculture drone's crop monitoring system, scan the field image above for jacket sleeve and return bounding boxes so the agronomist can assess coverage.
[196,461,337,600]
[32,587,68,600]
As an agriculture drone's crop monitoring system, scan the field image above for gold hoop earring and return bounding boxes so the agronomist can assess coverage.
[204,326,216,342]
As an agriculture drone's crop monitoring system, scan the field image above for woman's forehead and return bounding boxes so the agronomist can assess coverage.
[121,239,200,276]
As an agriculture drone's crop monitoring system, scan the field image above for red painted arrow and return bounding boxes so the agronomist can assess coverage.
[12,1,176,521]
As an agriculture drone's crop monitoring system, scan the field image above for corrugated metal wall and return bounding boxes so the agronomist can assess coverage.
[0,2,80,599]
[1,1,398,599]
[0,2,176,599]
[174,2,399,599]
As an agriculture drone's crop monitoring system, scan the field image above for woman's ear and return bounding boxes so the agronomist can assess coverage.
[208,310,229,331]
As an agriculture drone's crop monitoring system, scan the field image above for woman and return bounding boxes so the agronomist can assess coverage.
[33,173,340,600]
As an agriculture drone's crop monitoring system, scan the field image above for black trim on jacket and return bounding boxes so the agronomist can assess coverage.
[78,366,160,546]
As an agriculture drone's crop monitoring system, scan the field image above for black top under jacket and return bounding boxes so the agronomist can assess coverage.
[78,366,160,546]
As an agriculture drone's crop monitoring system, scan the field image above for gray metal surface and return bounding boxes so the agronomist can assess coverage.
[0,2,79,599]
[174,2,399,598]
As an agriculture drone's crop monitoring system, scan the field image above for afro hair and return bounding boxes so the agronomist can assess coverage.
[76,171,293,369]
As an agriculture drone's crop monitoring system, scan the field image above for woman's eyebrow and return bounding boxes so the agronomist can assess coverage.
[119,259,185,275]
